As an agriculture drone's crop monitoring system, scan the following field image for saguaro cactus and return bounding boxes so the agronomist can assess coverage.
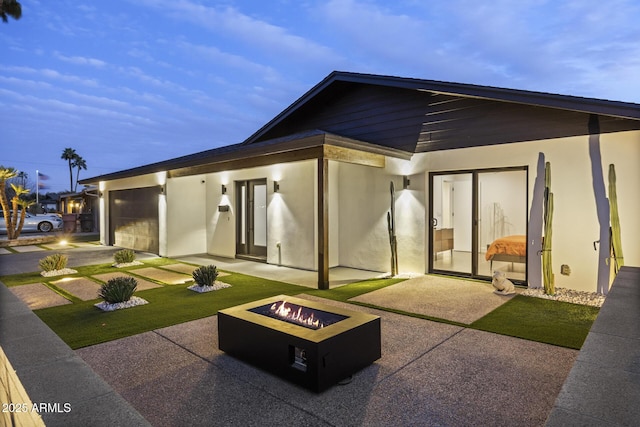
[387,181,398,276]
[608,164,624,276]
[542,162,555,295]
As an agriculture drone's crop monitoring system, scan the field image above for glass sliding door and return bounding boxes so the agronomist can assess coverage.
[430,168,527,283]
[477,169,527,282]
[431,173,473,275]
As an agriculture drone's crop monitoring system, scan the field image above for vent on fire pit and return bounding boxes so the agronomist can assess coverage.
[249,300,347,330]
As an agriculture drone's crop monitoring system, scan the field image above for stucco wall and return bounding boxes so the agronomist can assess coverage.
[165,175,207,257]
[96,130,638,293]
[337,160,426,275]
[421,130,640,293]
[205,160,316,270]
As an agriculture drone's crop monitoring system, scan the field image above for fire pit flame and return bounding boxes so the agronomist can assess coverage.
[270,301,324,329]
[248,299,348,330]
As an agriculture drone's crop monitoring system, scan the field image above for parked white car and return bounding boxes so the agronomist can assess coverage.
[0,211,63,233]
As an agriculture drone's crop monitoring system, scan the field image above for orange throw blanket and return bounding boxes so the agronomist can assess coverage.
[485,235,527,261]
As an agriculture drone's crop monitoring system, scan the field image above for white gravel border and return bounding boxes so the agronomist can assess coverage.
[40,268,78,277]
[94,296,149,311]
[187,281,232,293]
[520,287,605,307]
[112,261,144,268]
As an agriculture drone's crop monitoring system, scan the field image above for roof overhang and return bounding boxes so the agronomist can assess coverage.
[80,130,411,184]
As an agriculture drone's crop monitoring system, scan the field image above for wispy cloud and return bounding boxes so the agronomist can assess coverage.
[136,0,342,65]
[53,52,107,68]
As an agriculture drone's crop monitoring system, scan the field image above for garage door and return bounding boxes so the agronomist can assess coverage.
[109,187,159,254]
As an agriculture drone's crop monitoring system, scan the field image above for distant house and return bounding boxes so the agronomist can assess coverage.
[58,186,100,232]
[80,71,640,293]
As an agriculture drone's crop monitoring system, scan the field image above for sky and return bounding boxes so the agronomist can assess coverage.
[2,0,640,193]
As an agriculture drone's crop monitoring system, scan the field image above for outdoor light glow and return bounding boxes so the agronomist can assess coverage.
[155,171,167,186]
[220,172,230,185]
[59,240,68,246]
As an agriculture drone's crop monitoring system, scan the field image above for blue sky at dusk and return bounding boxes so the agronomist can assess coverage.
[2,0,640,193]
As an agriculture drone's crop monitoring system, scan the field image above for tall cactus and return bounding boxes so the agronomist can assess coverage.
[608,164,624,276]
[387,181,398,276]
[542,162,555,295]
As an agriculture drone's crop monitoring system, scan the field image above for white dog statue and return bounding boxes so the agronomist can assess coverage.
[492,271,516,295]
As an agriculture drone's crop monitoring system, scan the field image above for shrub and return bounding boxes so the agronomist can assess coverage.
[39,253,68,272]
[192,265,219,287]
[99,276,137,304]
[114,249,136,264]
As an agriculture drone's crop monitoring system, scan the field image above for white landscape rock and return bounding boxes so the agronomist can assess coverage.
[112,261,144,268]
[94,296,149,311]
[40,268,78,277]
[187,281,232,293]
[521,287,605,307]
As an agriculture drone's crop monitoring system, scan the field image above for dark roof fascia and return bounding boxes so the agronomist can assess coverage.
[78,142,245,185]
[241,71,640,145]
[79,130,410,184]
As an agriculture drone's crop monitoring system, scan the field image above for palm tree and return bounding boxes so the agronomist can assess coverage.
[1,0,22,23]
[14,198,34,236]
[61,148,77,192]
[0,166,17,237]
[10,183,31,239]
[72,155,87,192]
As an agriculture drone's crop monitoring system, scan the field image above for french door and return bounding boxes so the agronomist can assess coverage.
[236,179,267,260]
[429,167,528,283]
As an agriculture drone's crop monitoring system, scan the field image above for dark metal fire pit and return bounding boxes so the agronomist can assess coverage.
[218,295,381,392]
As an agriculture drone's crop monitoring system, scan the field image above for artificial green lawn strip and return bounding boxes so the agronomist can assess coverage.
[34,272,309,349]
[1,258,195,287]
[471,295,599,349]
[305,277,406,301]
[44,283,83,304]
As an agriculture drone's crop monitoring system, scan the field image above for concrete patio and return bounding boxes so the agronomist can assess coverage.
[76,295,576,426]
[2,245,633,426]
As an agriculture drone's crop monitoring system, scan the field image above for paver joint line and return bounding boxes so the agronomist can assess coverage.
[375,327,466,387]
[151,326,330,425]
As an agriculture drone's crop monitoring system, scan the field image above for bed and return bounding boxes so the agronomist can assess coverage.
[485,235,527,270]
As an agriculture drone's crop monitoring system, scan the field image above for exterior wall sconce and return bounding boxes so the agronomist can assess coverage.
[221,184,227,194]
[403,176,411,189]
[273,181,280,192]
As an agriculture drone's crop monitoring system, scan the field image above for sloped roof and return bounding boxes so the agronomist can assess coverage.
[82,71,640,184]
[243,71,640,153]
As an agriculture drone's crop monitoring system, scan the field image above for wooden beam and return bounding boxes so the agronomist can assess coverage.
[323,145,385,168]
[317,158,329,290]
[169,146,324,178]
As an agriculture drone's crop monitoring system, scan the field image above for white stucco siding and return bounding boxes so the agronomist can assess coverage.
[421,130,640,293]
[205,161,316,270]
[205,173,235,258]
[337,161,426,275]
[600,132,640,270]
[268,161,315,270]
[165,175,207,257]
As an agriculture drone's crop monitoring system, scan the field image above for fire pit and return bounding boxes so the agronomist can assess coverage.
[218,295,381,392]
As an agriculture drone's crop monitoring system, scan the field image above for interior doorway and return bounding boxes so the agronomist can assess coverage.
[236,179,267,261]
